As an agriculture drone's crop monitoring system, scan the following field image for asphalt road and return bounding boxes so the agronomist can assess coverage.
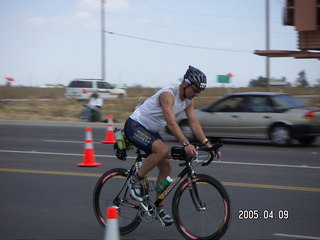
[0,120,320,240]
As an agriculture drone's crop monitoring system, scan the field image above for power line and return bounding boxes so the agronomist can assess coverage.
[105,30,252,53]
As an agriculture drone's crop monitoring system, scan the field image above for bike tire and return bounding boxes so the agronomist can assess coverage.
[172,174,231,240]
[93,168,141,235]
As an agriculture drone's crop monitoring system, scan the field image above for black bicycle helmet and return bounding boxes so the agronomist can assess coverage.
[184,65,207,91]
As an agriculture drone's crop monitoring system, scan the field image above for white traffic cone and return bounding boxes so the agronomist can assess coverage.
[104,206,120,240]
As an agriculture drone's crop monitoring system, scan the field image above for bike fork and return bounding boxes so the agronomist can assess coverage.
[188,177,206,211]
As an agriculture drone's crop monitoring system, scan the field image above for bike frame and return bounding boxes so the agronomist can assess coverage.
[155,160,201,208]
[114,148,205,212]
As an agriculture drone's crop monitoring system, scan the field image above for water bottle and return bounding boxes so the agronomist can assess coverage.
[115,129,126,150]
[156,176,173,193]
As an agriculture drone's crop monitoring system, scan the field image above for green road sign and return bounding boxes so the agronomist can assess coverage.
[217,75,230,83]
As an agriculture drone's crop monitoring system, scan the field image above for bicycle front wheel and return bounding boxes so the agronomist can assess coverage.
[172,174,231,240]
[93,168,141,235]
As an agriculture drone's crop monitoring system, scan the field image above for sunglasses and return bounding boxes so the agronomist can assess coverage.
[191,86,202,94]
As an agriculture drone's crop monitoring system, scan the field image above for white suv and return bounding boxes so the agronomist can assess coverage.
[65,79,127,100]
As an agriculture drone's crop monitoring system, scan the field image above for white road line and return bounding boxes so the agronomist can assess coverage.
[274,233,320,239]
[0,149,320,170]
[217,161,320,170]
[43,140,109,144]
[0,149,107,158]
[43,140,83,143]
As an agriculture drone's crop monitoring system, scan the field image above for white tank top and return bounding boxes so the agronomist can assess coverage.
[130,86,191,133]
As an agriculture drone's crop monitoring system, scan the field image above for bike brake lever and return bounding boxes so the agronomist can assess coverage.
[201,142,223,166]
[211,142,223,152]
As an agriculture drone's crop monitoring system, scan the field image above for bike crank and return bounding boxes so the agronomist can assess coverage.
[139,200,157,223]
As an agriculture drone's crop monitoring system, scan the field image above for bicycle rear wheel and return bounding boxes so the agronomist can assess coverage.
[172,174,231,240]
[93,168,141,235]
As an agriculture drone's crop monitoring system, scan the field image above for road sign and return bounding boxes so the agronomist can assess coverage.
[217,75,230,83]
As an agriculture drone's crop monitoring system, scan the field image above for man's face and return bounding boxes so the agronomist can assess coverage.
[185,83,202,100]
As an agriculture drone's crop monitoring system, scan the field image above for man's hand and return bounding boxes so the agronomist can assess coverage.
[205,142,222,159]
[184,144,197,157]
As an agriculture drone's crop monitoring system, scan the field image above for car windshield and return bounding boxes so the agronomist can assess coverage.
[271,95,305,111]
[69,81,92,88]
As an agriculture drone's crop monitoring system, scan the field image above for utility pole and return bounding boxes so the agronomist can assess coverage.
[266,0,270,91]
[101,0,106,81]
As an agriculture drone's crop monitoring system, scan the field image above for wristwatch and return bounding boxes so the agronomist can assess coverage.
[182,141,190,147]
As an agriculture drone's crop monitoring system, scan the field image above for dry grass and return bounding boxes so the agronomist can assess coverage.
[0,87,64,99]
[309,96,320,108]
[0,86,319,123]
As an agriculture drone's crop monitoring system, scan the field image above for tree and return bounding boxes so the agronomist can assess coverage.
[295,70,309,87]
[248,76,267,87]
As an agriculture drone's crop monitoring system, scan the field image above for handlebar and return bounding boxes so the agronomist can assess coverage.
[197,142,223,166]
[171,142,223,167]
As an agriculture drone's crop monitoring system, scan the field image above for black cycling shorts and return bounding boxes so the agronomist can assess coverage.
[124,117,163,154]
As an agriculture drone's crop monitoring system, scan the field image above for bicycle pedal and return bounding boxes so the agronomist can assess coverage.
[156,214,173,227]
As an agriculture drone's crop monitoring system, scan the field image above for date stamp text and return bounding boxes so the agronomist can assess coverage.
[238,209,289,220]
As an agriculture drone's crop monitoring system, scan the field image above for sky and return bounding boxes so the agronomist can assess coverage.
[0,0,319,88]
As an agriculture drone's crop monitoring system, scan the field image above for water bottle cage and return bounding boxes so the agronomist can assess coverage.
[113,129,134,161]
[113,143,127,161]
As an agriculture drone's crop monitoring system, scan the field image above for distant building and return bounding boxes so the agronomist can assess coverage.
[270,80,288,86]
[255,0,320,59]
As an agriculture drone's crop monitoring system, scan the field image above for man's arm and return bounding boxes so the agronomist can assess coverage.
[184,100,207,143]
[185,102,222,158]
[159,92,197,157]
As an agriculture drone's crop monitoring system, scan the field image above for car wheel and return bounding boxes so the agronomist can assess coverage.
[269,124,292,146]
[297,136,316,146]
[180,120,195,141]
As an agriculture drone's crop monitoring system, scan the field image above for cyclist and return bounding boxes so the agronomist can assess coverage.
[124,66,218,225]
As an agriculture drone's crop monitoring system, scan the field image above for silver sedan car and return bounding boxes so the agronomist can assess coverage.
[172,92,320,146]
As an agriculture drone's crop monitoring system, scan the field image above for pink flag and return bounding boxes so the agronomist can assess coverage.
[5,77,15,82]
[226,73,234,78]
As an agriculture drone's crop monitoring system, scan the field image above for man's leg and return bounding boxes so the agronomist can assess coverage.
[128,139,169,202]
[128,139,174,225]
[147,141,173,226]
[137,139,169,178]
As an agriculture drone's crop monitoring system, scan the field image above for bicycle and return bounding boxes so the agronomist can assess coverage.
[93,136,231,240]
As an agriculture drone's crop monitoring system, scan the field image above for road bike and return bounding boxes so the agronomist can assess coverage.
[93,139,231,240]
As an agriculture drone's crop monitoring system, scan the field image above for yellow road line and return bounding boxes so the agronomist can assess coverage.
[1,168,320,193]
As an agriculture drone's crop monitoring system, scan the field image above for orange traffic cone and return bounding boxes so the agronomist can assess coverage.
[77,127,102,167]
[101,115,116,144]
[104,206,120,240]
